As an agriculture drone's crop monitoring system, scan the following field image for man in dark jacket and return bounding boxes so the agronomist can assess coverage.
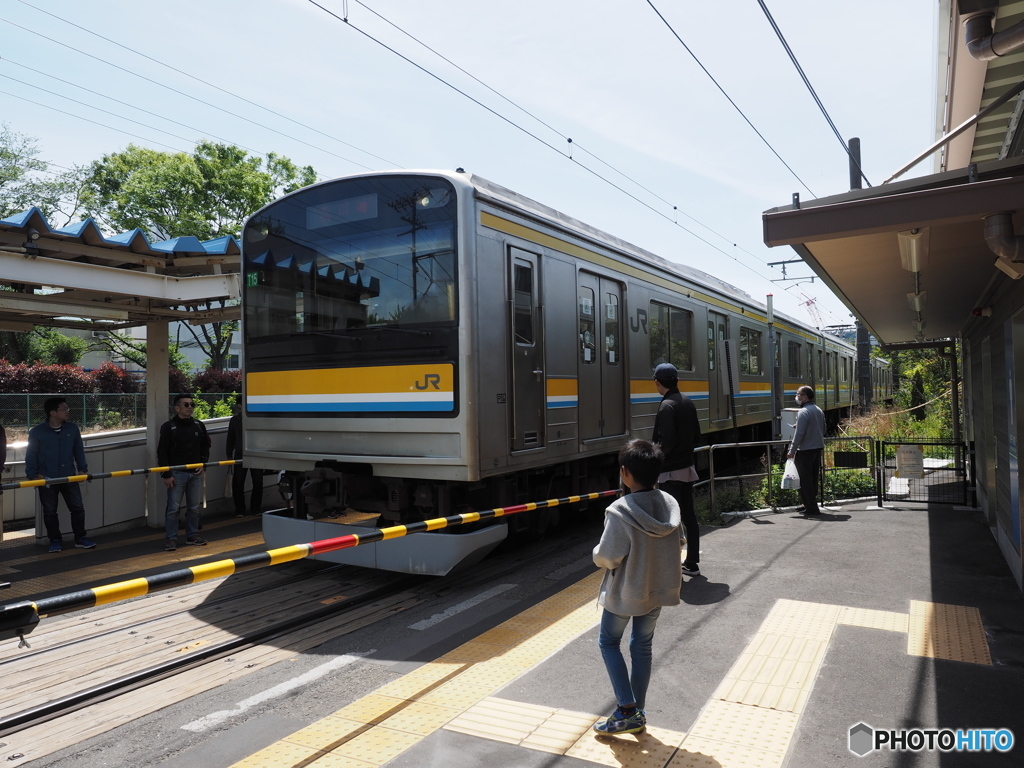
[651,363,703,576]
[788,385,826,515]
[157,394,211,551]
[25,397,96,552]
[226,406,263,516]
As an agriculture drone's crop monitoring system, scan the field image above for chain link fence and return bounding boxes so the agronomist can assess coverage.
[0,393,237,442]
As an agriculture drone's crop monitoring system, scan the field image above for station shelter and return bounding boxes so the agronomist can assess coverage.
[0,206,240,535]
[764,0,1024,589]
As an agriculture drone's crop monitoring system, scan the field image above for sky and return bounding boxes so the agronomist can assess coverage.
[0,0,938,327]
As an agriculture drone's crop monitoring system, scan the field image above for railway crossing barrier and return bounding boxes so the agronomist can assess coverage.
[0,489,620,648]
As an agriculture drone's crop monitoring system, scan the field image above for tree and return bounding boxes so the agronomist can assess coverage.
[83,140,317,241]
[92,332,192,372]
[1,123,89,226]
[31,328,89,365]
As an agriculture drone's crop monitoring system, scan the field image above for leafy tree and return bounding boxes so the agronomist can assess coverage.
[83,140,316,241]
[1,123,88,226]
[83,140,316,368]
[31,328,89,366]
[92,332,192,372]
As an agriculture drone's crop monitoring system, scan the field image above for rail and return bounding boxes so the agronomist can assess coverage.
[0,489,620,646]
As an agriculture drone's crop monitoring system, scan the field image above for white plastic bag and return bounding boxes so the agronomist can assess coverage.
[781,458,801,490]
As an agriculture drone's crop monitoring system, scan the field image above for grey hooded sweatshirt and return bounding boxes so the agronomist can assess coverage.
[593,490,682,616]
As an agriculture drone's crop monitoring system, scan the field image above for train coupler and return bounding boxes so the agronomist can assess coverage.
[0,601,40,646]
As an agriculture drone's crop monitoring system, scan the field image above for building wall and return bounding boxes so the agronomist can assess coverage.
[963,277,1024,590]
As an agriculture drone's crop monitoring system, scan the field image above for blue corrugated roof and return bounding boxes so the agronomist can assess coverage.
[0,207,240,257]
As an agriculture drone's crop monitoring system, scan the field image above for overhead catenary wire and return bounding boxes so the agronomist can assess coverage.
[350,0,770,268]
[644,0,816,198]
[13,0,401,170]
[755,0,871,187]
[0,16,376,172]
[307,0,780,284]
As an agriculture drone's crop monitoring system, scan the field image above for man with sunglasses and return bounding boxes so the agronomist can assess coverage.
[157,394,211,551]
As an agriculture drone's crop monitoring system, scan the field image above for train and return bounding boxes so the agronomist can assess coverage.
[240,170,891,574]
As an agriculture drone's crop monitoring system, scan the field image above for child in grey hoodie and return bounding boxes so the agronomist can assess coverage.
[592,439,681,734]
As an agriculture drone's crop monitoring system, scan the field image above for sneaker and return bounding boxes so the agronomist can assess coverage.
[682,563,700,576]
[593,708,646,735]
[75,538,97,549]
[187,536,208,546]
[165,539,177,552]
[48,539,62,553]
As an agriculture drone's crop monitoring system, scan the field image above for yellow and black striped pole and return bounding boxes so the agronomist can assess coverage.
[0,460,239,492]
[0,489,620,646]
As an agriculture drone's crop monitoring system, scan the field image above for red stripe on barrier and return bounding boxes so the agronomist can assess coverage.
[308,533,363,555]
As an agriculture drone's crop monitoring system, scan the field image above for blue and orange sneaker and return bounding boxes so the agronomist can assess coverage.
[593,707,646,735]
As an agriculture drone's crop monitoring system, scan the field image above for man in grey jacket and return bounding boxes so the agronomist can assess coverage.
[25,397,96,552]
[592,439,681,735]
[788,385,826,515]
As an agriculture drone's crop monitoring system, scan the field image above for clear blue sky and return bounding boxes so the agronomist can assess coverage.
[0,0,936,326]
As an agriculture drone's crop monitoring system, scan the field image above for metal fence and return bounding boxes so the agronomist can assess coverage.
[0,393,238,440]
[879,439,970,506]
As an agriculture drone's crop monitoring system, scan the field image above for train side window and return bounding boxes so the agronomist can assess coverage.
[817,350,823,379]
[740,327,761,375]
[788,341,802,378]
[605,293,619,365]
[648,301,693,371]
[513,263,534,345]
[841,357,849,382]
[579,286,596,364]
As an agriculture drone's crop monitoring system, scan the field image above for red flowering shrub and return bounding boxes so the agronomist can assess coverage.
[168,367,192,395]
[21,364,93,393]
[192,368,241,394]
[0,361,31,392]
[91,362,140,393]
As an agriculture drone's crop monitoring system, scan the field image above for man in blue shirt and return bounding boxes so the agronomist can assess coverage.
[787,386,826,515]
[25,397,97,552]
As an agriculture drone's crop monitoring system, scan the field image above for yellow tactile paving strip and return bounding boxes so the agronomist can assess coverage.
[229,572,605,768]
[229,573,994,768]
[908,600,992,664]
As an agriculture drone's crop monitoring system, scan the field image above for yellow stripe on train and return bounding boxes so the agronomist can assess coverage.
[247,364,455,397]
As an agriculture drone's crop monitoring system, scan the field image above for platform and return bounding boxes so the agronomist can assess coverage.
[4,499,1023,768]
[216,499,1024,768]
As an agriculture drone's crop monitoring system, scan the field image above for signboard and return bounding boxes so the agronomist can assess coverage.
[896,444,924,479]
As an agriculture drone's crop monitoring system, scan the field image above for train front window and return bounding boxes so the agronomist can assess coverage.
[243,176,457,341]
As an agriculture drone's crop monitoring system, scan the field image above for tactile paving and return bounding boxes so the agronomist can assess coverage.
[331,726,422,765]
[685,699,798,752]
[378,700,461,736]
[303,753,376,768]
[713,633,826,712]
[232,741,323,768]
[331,693,406,724]
[839,606,910,633]
[757,599,842,641]
[908,600,992,664]
[671,736,786,768]
[565,723,685,768]
[284,716,368,750]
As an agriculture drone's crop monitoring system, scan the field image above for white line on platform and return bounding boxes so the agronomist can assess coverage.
[180,650,374,732]
[409,584,516,630]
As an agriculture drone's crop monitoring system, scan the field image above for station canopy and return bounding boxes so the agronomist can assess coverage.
[0,208,240,333]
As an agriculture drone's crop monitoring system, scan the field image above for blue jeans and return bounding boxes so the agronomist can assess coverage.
[598,606,662,710]
[39,483,87,542]
[165,470,203,539]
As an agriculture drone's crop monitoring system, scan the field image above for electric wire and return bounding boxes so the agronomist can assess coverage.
[308,0,778,283]
[0,16,375,172]
[350,0,768,266]
[14,0,400,170]
[755,0,871,187]
[644,0,816,198]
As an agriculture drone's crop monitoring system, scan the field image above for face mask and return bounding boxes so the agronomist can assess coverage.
[795,396,801,404]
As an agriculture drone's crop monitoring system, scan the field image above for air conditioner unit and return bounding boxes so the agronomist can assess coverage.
[91,331,109,338]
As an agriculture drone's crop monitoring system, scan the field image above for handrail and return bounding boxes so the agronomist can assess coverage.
[0,488,621,646]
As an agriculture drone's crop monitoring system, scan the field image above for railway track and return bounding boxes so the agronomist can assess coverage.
[0,516,602,759]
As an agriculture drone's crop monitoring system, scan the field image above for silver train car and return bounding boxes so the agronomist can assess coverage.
[241,171,891,574]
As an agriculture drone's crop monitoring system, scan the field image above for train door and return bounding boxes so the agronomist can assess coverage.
[509,248,544,451]
[577,272,626,440]
[707,311,731,423]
